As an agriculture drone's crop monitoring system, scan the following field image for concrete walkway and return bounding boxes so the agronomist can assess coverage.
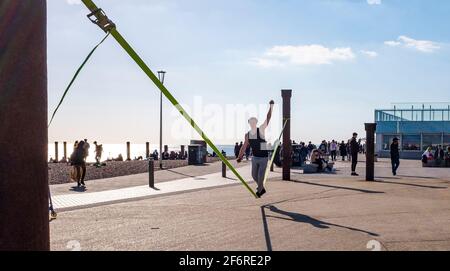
[52,164,264,211]
[50,159,450,251]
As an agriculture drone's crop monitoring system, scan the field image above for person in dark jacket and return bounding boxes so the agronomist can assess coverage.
[350,133,360,176]
[70,140,86,187]
[339,141,347,161]
[390,137,400,176]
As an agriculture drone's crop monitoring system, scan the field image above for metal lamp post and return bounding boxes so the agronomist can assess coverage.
[157,70,166,170]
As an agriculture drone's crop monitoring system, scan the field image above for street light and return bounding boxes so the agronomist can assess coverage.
[157,70,166,170]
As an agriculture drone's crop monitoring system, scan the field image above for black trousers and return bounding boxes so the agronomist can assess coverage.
[391,158,400,173]
[81,163,86,182]
[351,153,358,172]
[331,150,337,161]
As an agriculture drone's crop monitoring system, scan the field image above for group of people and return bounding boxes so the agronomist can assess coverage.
[299,134,361,175]
[150,150,188,161]
[68,139,104,187]
[422,145,450,167]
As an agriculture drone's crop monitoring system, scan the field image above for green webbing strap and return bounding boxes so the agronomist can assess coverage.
[48,33,110,127]
[263,119,288,186]
[81,0,257,198]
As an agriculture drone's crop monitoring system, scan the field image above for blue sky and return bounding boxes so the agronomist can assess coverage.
[47,0,450,144]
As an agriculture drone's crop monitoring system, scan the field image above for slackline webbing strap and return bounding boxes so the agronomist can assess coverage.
[80,0,258,198]
[263,119,288,187]
[48,32,110,127]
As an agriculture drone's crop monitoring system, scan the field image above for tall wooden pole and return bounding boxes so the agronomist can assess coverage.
[0,0,49,250]
[365,123,377,181]
[281,89,292,181]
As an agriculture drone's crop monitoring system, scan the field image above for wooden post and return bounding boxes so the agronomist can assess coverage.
[365,123,377,181]
[126,142,131,161]
[281,89,292,181]
[0,0,49,251]
[63,141,67,160]
[146,142,150,158]
[222,161,226,178]
[54,142,58,162]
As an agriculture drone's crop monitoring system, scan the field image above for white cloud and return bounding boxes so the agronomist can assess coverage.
[66,0,82,5]
[252,45,356,67]
[367,0,382,5]
[385,36,440,53]
[360,50,378,58]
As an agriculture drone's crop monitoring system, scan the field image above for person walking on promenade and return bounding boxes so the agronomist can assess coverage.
[81,139,90,185]
[319,140,327,155]
[347,139,352,161]
[234,142,240,159]
[70,141,86,187]
[307,141,314,160]
[350,133,360,176]
[330,140,337,161]
[339,141,347,161]
[237,100,274,198]
[245,144,251,161]
[390,137,400,176]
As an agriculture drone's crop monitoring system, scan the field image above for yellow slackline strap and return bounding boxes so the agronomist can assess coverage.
[263,119,289,187]
[48,33,110,127]
[80,0,258,198]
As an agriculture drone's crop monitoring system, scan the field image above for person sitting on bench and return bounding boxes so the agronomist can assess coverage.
[310,149,332,173]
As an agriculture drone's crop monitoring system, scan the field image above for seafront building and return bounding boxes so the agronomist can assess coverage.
[375,103,450,159]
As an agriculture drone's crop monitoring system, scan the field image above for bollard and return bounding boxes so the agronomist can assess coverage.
[149,158,155,188]
[282,89,292,181]
[180,145,185,159]
[63,141,67,160]
[365,123,377,181]
[222,161,226,178]
[126,142,131,161]
[146,142,150,159]
[54,142,59,162]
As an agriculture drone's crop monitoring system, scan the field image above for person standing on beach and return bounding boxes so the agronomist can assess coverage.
[237,100,274,198]
[94,141,103,165]
[350,133,360,176]
[390,137,400,176]
[234,142,240,159]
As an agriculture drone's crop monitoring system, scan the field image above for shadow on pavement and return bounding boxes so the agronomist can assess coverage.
[260,206,273,251]
[373,179,447,189]
[70,186,87,193]
[260,204,379,251]
[290,180,384,194]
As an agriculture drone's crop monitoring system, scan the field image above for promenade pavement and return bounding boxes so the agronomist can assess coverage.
[50,158,450,251]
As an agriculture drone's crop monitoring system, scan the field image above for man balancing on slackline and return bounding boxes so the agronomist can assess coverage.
[237,100,274,198]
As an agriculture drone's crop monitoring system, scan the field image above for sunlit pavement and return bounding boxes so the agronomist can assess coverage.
[50,159,450,251]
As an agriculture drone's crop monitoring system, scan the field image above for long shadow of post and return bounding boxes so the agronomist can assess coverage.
[260,204,379,251]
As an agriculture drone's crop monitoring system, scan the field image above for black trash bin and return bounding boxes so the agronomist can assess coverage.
[188,145,204,165]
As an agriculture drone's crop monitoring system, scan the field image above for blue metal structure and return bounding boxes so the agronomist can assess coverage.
[375,104,450,159]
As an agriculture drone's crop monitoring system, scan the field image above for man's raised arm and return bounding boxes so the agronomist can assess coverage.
[260,100,275,130]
